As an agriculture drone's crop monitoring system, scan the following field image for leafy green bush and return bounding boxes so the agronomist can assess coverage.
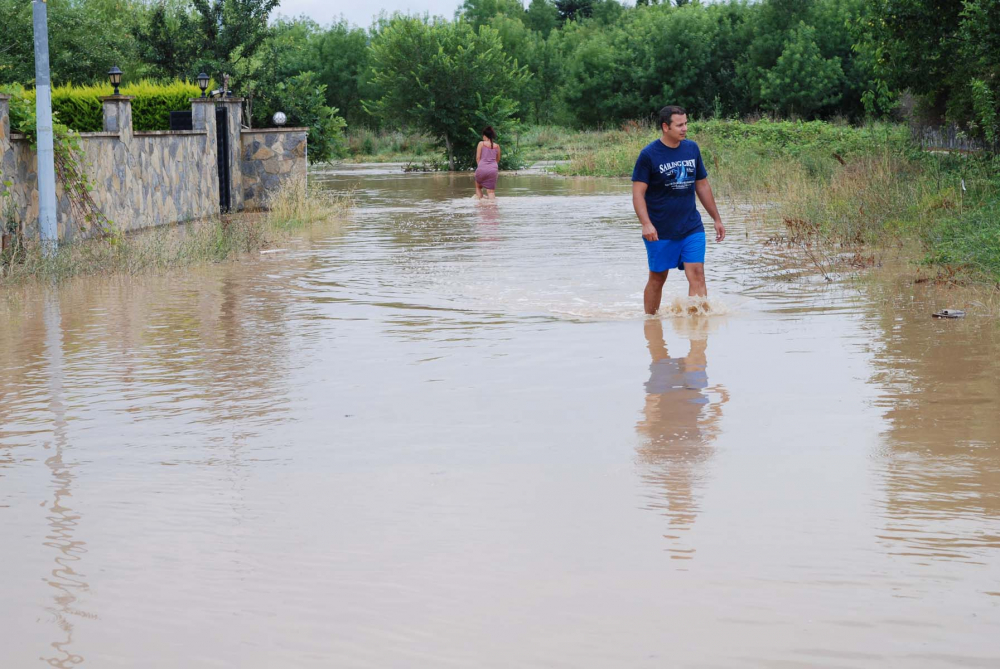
[251,71,346,163]
[366,18,527,170]
[11,81,203,132]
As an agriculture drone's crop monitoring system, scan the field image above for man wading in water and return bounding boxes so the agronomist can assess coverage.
[632,105,725,315]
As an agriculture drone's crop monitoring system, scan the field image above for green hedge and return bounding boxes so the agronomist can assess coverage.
[10,80,204,132]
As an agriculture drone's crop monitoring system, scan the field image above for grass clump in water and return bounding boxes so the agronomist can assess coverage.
[0,178,351,286]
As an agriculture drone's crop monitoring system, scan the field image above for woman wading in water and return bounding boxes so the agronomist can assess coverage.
[474,127,501,200]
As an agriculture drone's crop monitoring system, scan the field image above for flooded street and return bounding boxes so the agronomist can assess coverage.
[2,164,999,667]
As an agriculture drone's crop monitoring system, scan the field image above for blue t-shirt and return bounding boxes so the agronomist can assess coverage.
[631,139,708,240]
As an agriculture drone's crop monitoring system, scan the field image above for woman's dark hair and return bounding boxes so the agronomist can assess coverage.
[482,126,496,147]
[658,105,687,130]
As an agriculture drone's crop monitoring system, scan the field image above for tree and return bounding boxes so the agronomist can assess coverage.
[0,0,144,86]
[735,0,815,109]
[265,19,373,126]
[524,0,559,37]
[860,0,1000,138]
[554,23,617,126]
[133,4,202,80]
[135,0,279,83]
[960,0,1000,142]
[490,14,563,122]
[590,0,625,26]
[556,2,752,125]
[760,22,843,117]
[366,18,528,169]
[555,0,594,23]
[459,0,525,28]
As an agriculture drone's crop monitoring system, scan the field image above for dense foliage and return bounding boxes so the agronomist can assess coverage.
[2,0,999,154]
[858,0,1000,143]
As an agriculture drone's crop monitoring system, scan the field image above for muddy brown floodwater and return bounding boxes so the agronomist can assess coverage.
[2,164,999,668]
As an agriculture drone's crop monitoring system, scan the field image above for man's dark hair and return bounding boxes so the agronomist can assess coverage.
[658,105,687,129]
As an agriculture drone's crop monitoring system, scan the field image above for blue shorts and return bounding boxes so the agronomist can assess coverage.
[643,231,706,273]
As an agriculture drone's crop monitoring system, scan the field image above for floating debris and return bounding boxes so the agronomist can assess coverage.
[932,309,966,319]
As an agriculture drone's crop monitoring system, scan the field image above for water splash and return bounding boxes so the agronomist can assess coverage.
[656,295,730,319]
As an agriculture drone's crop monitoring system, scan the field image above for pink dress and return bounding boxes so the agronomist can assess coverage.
[475,144,499,190]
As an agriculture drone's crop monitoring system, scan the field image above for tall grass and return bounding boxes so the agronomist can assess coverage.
[924,199,1000,282]
[0,179,351,286]
[345,127,438,161]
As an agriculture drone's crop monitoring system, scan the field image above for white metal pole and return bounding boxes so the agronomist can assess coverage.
[32,0,58,255]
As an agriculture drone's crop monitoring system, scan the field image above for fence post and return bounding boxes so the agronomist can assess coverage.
[99,95,134,144]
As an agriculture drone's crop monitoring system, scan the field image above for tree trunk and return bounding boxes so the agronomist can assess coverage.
[444,135,454,171]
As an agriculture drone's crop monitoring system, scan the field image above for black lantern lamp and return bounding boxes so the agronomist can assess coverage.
[108,66,123,96]
[197,72,209,98]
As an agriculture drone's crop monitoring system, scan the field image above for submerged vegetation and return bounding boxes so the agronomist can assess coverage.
[0,180,351,286]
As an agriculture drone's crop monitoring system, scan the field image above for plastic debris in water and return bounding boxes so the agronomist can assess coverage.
[932,309,966,319]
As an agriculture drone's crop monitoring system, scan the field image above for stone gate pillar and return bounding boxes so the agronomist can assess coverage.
[0,94,13,179]
[191,97,220,211]
[99,95,134,143]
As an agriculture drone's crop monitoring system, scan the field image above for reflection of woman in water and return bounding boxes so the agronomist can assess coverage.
[474,127,501,201]
[476,197,502,242]
[635,318,728,558]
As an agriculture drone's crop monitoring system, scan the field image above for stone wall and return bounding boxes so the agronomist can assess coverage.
[240,128,308,210]
[0,93,305,241]
[5,130,219,242]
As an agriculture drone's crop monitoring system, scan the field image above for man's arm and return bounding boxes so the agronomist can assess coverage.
[695,178,725,242]
[632,181,658,241]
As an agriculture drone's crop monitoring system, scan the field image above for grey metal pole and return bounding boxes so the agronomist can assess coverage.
[32,0,58,255]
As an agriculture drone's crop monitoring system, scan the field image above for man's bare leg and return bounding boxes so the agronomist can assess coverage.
[644,270,668,315]
[684,263,707,297]
[684,262,710,313]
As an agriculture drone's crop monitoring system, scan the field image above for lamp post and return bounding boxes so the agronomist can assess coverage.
[107,66,123,96]
[197,72,209,98]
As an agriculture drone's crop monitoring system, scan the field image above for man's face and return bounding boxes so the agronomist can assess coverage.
[662,114,688,142]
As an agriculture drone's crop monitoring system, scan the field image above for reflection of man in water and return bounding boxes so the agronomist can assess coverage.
[636,318,728,557]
